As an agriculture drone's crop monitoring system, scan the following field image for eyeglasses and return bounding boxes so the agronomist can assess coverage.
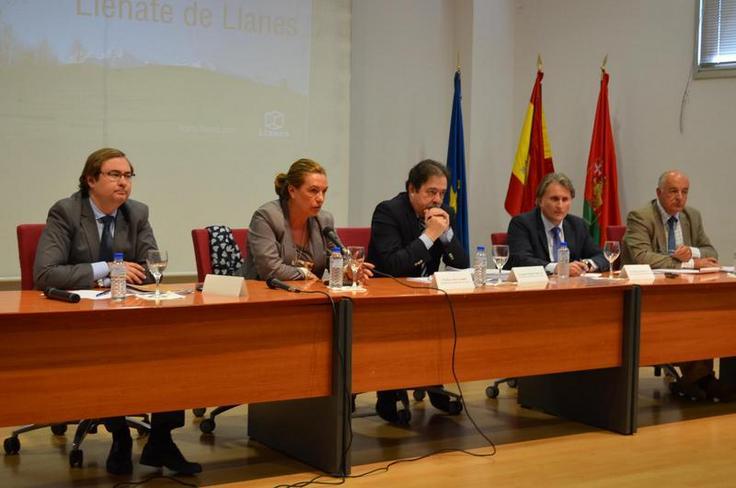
[101,171,136,182]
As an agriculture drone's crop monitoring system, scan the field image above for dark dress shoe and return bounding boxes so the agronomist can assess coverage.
[700,375,734,402]
[140,440,202,475]
[671,379,707,401]
[375,390,399,423]
[427,390,451,412]
[106,435,133,475]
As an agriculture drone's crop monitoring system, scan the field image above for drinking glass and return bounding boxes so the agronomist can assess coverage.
[146,249,168,298]
[603,241,621,278]
[347,246,365,289]
[491,245,509,284]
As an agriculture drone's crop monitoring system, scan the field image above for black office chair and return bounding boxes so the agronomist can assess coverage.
[4,225,150,467]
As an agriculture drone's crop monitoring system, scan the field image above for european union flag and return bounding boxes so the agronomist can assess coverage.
[444,70,469,256]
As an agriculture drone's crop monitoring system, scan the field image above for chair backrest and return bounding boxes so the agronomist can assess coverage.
[606,225,626,242]
[491,232,508,245]
[17,224,46,290]
[191,227,249,282]
[336,227,371,250]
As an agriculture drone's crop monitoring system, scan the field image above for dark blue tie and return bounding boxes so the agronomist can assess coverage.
[666,216,677,254]
[551,226,561,261]
[99,215,115,262]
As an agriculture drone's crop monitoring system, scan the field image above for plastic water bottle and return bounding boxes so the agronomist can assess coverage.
[557,242,570,280]
[473,246,487,287]
[110,252,126,300]
[329,247,343,289]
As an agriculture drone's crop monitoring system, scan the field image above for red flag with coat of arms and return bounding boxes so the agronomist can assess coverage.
[583,71,621,246]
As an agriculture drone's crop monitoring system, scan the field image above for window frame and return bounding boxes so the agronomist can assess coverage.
[694,0,736,79]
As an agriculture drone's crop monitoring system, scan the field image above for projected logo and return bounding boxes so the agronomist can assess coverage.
[260,111,290,137]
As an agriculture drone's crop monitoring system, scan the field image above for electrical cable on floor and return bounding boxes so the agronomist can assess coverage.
[274,271,497,488]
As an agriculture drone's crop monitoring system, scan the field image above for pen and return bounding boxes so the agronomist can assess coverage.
[96,289,110,297]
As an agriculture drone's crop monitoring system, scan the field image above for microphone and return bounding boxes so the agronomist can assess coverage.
[44,287,81,303]
[322,226,345,252]
[266,278,302,293]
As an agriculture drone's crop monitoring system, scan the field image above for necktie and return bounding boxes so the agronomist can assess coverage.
[99,215,115,262]
[551,226,561,261]
[667,216,677,254]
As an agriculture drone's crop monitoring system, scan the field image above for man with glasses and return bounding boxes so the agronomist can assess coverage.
[34,147,201,476]
[622,170,725,402]
[367,159,469,423]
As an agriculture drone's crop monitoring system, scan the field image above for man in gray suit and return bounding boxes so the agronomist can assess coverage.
[34,148,201,476]
[623,170,726,401]
[622,170,718,270]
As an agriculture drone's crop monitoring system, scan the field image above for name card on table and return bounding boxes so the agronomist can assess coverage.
[508,266,549,285]
[202,274,248,297]
[433,270,475,291]
[620,264,655,282]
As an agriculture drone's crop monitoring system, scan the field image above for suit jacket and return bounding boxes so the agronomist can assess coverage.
[507,207,608,271]
[242,199,335,281]
[367,192,469,277]
[622,199,717,269]
[34,192,157,290]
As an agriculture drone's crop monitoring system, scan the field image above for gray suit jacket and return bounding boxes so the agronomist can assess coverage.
[242,199,335,281]
[622,199,717,269]
[33,192,158,290]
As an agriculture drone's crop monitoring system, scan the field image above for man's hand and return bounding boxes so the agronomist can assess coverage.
[693,257,719,269]
[671,245,692,262]
[125,261,147,284]
[568,261,589,277]
[424,207,450,241]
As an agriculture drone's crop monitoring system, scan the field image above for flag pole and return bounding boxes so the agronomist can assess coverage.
[537,54,543,72]
[601,54,608,78]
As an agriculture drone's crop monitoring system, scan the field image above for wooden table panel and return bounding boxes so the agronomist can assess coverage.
[0,286,334,426]
[351,279,627,392]
[639,274,736,366]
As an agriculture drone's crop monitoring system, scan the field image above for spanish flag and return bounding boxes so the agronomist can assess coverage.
[504,70,554,216]
[583,70,621,246]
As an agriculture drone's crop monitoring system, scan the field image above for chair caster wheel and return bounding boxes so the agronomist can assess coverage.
[51,424,68,436]
[192,408,206,418]
[69,449,83,468]
[4,436,20,455]
[413,390,426,401]
[485,385,500,399]
[199,418,215,434]
[508,379,518,388]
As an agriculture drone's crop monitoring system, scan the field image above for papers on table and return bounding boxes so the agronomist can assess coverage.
[72,289,190,300]
[652,267,722,275]
[71,290,112,300]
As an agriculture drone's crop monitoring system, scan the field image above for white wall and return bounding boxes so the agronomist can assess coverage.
[349,0,457,226]
[351,0,736,260]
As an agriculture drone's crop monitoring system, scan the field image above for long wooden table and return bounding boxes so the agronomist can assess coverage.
[8,274,730,475]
